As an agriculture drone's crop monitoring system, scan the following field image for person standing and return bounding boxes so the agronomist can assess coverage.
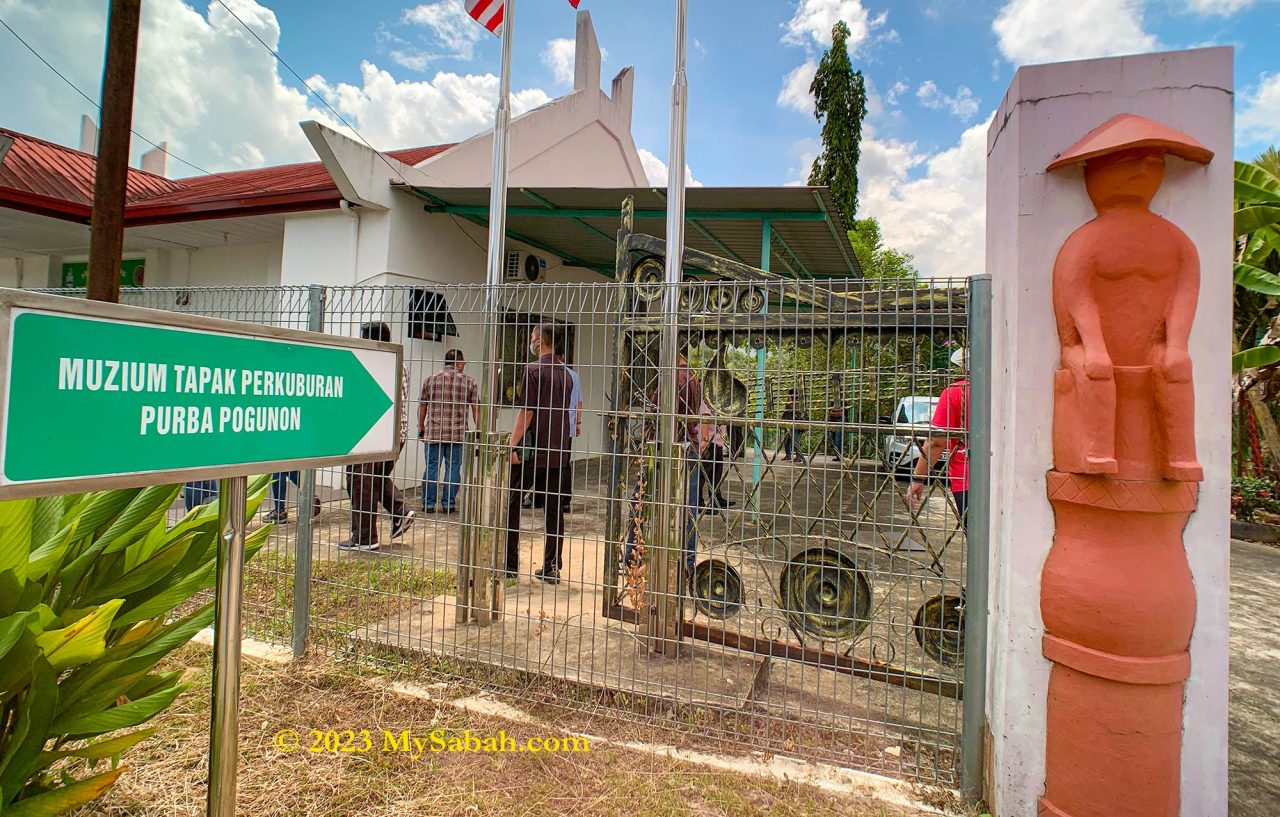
[417,349,479,514]
[340,321,415,552]
[781,388,805,463]
[557,337,583,515]
[622,355,704,572]
[506,324,573,584]
[826,398,847,460]
[907,347,970,529]
[183,480,218,513]
[263,471,321,523]
[698,401,733,513]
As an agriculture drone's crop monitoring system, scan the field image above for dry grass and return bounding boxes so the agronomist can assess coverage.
[238,551,454,644]
[72,646,938,817]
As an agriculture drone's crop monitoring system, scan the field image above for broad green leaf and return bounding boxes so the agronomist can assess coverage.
[29,498,62,556]
[0,499,35,580]
[3,766,124,817]
[54,680,186,737]
[1234,262,1280,295]
[86,533,195,605]
[112,562,216,628]
[34,599,122,672]
[37,728,156,767]
[1233,345,1280,373]
[1236,160,1280,204]
[25,520,80,582]
[129,603,214,661]
[0,658,56,802]
[0,569,22,618]
[0,611,34,660]
[98,485,181,555]
[0,633,38,703]
[72,490,141,539]
[1237,204,1280,236]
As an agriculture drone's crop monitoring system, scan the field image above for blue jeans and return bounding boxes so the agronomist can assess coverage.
[423,442,464,510]
[183,481,218,512]
[783,431,801,459]
[827,430,844,456]
[623,461,701,572]
[270,472,300,512]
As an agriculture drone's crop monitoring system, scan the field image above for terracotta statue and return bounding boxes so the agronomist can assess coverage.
[1041,114,1211,817]
[1049,113,1210,481]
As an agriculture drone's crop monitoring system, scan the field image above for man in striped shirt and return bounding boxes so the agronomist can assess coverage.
[417,349,479,514]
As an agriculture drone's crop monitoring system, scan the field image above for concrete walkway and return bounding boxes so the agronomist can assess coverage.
[1230,538,1280,816]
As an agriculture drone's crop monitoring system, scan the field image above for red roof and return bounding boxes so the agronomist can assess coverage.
[0,127,453,226]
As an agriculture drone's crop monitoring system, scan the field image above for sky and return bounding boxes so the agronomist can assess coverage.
[1,0,1278,278]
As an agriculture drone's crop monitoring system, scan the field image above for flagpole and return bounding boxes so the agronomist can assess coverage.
[480,0,515,437]
[463,0,515,626]
[648,0,689,655]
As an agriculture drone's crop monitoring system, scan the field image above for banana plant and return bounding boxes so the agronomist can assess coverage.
[0,477,269,816]
[1233,158,1280,374]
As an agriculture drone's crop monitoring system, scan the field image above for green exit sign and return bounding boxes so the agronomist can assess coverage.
[0,289,403,499]
[61,258,145,288]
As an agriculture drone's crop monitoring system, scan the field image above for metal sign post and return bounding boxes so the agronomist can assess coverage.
[0,288,402,817]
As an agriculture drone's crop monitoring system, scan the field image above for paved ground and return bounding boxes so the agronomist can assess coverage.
[1230,538,1280,816]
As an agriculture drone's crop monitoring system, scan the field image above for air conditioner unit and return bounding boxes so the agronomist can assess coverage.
[504,250,521,280]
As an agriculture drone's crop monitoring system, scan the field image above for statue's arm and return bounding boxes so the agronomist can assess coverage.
[1053,235,1110,379]
[1162,234,1200,382]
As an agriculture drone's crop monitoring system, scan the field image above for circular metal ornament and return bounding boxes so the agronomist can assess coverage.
[690,559,744,620]
[679,286,704,313]
[747,332,767,351]
[738,287,766,314]
[778,548,872,641]
[703,370,749,417]
[630,256,665,302]
[912,594,965,667]
[708,285,736,314]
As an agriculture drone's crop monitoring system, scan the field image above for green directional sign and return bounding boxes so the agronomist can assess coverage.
[0,290,402,498]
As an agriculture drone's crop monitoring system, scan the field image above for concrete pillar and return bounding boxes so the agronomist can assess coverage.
[984,47,1231,817]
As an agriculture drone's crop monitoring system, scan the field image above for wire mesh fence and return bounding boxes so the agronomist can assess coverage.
[51,275,976,786]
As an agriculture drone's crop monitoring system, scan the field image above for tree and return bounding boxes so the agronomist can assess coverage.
[847,217,919,281]
[808,21,867,225]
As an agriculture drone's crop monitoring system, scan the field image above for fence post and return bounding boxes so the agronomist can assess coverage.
[961,274,992,804]
[292,284,325,658]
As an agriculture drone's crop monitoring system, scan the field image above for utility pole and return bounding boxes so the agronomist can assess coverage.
[87,0,142,304]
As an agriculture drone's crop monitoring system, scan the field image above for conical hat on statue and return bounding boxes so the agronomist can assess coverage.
[1046,113,1213,172]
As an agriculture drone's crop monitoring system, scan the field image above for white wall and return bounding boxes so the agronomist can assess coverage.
[149,242,282,288]
[984,47,1232,817]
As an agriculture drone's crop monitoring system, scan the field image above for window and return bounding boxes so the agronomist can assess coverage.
[497,310,576,406]
[407,289,458,342]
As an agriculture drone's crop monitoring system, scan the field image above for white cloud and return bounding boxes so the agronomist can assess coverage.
[992,0,1157,65]
[916,81,980,121]
[784,137,821,186]
[781,0,886,53]
[637,148,702,188]
[0,0,552,174]
[777,60,818,114]
[1240,73,1280,146]
[1184,0,1256,14]
[401,1,487,62]
[857,118,990,279]
[885,81,909,106]
[542,38,576,86]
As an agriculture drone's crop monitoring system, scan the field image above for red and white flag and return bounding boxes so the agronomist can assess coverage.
[466,0,579,36]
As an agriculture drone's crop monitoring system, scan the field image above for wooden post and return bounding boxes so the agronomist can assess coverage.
[87,0,142,304]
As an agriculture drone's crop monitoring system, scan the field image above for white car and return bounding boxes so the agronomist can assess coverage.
[880,396,949,475]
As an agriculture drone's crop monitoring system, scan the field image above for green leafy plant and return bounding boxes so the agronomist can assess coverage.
[0,478,269,816]
[1233,157,1280,374]
[1232,476,1280,523]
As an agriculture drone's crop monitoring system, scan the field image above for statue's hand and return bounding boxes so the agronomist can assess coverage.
[1162,347,1192,383]
[1084,348,1113,381]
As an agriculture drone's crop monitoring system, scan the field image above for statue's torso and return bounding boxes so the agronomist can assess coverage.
[1080,211,1187,366]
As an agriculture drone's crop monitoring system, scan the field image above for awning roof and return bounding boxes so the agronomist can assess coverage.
[396,185,861,279]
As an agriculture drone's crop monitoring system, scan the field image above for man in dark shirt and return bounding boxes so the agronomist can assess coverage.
[506,323,573,584]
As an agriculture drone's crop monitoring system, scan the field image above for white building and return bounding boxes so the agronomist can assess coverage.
[0,11,857,482]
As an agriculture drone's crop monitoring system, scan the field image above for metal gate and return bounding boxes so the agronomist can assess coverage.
[57,254,988,788]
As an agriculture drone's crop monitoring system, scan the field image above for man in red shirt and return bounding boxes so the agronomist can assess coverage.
[907,347,970,528]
